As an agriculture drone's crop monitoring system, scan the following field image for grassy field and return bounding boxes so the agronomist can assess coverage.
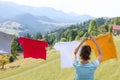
[0,36,120,80]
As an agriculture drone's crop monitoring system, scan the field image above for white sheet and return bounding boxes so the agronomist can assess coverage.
[54,41,81,68]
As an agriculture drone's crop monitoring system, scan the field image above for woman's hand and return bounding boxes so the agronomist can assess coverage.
[72,37,88,59]
[84,37,88,40]
[83,37,88,42]
[90,36,96,42]
[80,37,88,44]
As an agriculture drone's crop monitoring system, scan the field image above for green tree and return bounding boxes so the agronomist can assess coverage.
[79,28,87,37]
[108,24,113,33]
[112,17,120,25]
[88,20,99,36]
[63,29,71,41]
[100,24,109,32]
[60,38,67,42]
[75,35,80,40]
[68,29,78,41]
[9,56,14,63]
[34,32,42,39]
[11,39,19,59]
[0,55,9,69]
[24,33,31,38]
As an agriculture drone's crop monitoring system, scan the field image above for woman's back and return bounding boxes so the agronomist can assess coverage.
[73,59,99,80]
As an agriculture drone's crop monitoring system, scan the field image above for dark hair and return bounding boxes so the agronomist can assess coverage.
[80,45,91,60]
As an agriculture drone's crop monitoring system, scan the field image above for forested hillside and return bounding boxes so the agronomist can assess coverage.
[13,17,120,46]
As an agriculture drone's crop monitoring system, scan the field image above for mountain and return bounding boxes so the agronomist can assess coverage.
[0,1,94,36]
[0,1,94,22]
[37,16,55,22]
[25,7,93,23]
[0,13,68,36]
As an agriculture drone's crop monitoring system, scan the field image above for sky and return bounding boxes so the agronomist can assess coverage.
[0,0,120,18]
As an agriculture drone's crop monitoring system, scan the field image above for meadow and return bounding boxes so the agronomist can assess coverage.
[0,36,120,80]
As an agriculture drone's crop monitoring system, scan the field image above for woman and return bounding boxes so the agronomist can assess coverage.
[72,36,103,80]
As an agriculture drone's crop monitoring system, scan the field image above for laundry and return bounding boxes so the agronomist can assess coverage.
[54,41,80,68]
[0,31,15,54]
[18,37,48,60]
[85,33,117,62]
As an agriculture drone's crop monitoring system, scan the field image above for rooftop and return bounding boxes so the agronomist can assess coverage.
[113,25,120,30]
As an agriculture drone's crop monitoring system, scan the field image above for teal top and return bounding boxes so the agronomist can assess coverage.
[73,59,100,80]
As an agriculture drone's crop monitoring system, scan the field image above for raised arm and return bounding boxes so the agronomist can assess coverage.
[90,36,103,62]
[72,38,88,59]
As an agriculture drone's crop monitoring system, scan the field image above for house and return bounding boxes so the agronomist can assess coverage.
[112,25,120,35]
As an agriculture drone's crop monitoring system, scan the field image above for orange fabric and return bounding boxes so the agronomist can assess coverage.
[85,33,117,62]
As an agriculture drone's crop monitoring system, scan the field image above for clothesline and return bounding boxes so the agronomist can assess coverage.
[0,31,118,68]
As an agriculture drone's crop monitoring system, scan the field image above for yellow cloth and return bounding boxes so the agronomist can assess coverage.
[85,33,117,62]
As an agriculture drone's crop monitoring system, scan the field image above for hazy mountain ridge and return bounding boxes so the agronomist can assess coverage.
[0,1,94,35]
[0,1,93,22]
[0,13,63,35]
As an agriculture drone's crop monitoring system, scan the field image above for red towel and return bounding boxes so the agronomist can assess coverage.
[18,37,48,60]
